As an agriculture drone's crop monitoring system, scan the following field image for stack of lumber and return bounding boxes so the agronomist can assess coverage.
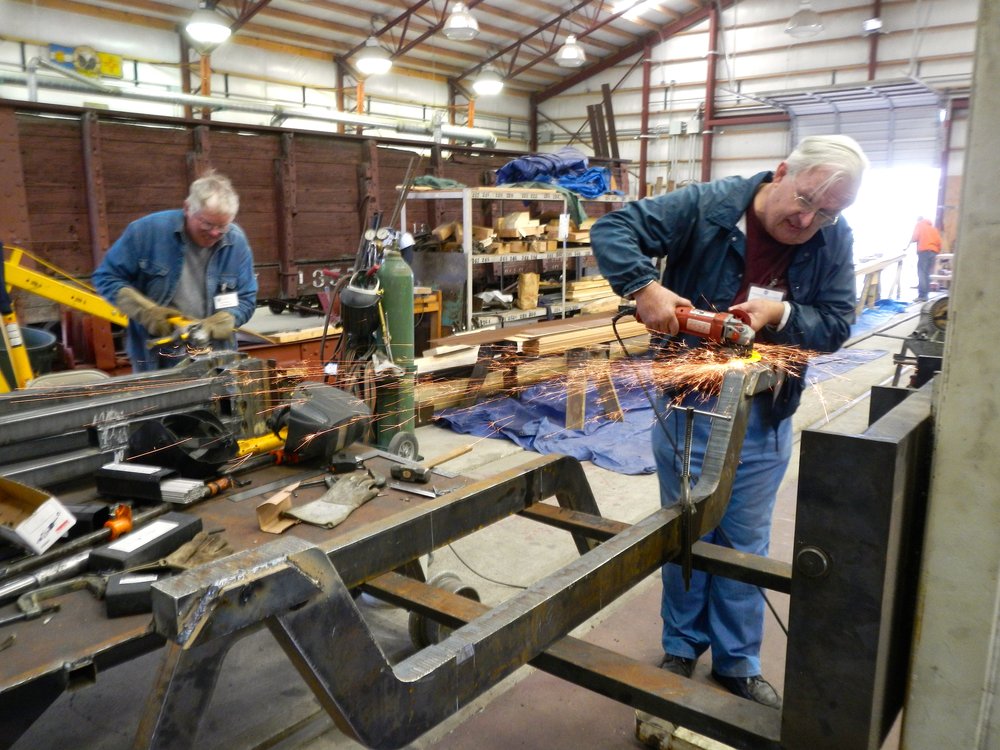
[545,216,595,244]
[563,276,615,301]
[509,316,647,356]
[496,211,545,238]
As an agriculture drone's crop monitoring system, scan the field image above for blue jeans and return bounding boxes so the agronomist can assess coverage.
[652,393,791,678]
[917,250,936,299]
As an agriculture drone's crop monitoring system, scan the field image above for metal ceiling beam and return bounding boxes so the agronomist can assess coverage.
[535,0,736,104]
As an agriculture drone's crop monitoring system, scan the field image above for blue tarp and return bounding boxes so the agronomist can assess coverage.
[436,348,890,476]
[850,298,909,338]
[556,167,618,198]
[436,361,659,475]
[495,146,589,184]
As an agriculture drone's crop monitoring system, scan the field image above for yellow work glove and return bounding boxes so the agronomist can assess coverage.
[200,311,236,340]
[115,287,182,338]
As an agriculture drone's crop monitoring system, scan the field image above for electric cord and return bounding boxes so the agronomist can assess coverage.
[447,543,528,590]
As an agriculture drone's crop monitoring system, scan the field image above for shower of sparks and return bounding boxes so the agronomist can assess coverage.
[3,339,862,468]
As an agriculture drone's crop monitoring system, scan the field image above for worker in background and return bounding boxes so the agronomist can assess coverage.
[590,135,868,709]
[93,171,258,371]
[908,215,943,302]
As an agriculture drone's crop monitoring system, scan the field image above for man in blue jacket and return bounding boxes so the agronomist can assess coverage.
[591,135,868,708]
[94,171,258,371]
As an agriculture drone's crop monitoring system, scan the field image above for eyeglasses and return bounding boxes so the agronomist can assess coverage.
[193,214,231,234]
[792,188,840,227]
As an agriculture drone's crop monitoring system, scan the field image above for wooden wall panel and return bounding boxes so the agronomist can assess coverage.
[17,115,90,276]
[93,120,191,244]
[1,100,543,319]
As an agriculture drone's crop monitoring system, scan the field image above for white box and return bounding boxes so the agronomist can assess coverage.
[0,476,76,554]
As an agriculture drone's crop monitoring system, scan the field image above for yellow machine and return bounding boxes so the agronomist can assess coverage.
[1,244,128,391]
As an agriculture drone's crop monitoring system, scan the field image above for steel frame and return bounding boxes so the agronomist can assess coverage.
[147,362,782,748]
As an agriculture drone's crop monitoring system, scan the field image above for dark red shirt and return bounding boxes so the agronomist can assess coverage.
[732,204,795,305]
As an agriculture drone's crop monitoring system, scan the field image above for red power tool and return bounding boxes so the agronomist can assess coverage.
[675,306,755,355]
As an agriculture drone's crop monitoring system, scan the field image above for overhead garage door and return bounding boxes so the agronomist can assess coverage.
[755,78,943,168]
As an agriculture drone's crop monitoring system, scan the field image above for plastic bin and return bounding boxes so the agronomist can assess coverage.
[0,326,59,386]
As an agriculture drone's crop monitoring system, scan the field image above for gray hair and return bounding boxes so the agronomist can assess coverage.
[785,135,869,193]
[187,171,239,218]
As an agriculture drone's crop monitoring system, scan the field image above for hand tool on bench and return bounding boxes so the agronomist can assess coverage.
[389,444,473,484]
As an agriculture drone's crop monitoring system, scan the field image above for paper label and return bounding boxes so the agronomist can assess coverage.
[119,573,160,585]
[102,462,162,475]
[107,519,179,553]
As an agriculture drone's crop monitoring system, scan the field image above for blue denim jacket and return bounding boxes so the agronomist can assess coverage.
[93,209,258,371]
[590,172,857,421]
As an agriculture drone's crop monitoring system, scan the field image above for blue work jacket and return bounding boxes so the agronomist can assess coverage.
[93,209,258,371]
[590,172,857,422]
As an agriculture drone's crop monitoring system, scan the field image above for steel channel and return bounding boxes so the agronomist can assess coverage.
[0,378,226,446]
[365,572,780,749]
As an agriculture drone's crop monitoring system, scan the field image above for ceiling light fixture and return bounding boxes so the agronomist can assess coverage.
[355,36,392,76]
[785,0,824,39]
[862,17,883,35]
[472,65,504,96]
[555,35,586,68]
[185,2,232,47]
[443,2,479,42]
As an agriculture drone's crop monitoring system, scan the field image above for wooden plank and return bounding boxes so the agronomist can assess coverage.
[564,348,589,430]
[428,313,626,349]
[266,325,340,343]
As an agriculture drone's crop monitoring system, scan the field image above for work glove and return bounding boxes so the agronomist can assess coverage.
[285,473,381,529]
[115,287,182,338]
[200,311,236,340]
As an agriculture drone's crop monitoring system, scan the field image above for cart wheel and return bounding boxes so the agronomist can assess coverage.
[408,572,481,648]
[268,300,286,315]
[386,431,419,461]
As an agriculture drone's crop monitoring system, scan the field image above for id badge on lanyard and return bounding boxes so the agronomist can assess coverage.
[747,284,785,302]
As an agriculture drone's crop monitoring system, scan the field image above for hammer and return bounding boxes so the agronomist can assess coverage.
[389,444,473,484]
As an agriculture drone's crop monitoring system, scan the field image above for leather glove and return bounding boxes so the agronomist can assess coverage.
[285,473,380,529]
[115,287,182,338]
[200,311,236,340]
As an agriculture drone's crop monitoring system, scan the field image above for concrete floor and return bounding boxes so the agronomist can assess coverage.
[9,295,933,750]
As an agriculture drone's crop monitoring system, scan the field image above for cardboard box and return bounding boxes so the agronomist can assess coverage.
[0,476,76,555]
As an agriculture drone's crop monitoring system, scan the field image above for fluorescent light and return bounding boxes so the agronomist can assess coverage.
[356,36,392,76]
[862,17,883,34]
[185,5,231,46]
[472,66,503,96]
[443,2,479,42]
[785,1,824,39]
[555,35,586,68]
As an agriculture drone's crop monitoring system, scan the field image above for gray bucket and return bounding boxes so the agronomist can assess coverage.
[0,326,59,386]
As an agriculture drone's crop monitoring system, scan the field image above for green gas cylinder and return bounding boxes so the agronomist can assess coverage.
[374,250,418,457]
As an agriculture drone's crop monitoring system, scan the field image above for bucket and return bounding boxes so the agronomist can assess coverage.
[0,326,59,386]
[407,571,481,648]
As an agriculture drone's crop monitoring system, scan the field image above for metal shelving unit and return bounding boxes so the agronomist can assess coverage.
[400,188,621,330]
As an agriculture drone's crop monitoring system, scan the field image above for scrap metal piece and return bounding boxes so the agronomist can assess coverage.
[151,362,779,750]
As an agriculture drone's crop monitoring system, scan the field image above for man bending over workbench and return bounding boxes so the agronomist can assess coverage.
[591,135,869,710]
[93,171,257,371]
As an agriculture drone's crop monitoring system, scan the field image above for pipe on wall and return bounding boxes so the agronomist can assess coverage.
[9,58,498,147]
